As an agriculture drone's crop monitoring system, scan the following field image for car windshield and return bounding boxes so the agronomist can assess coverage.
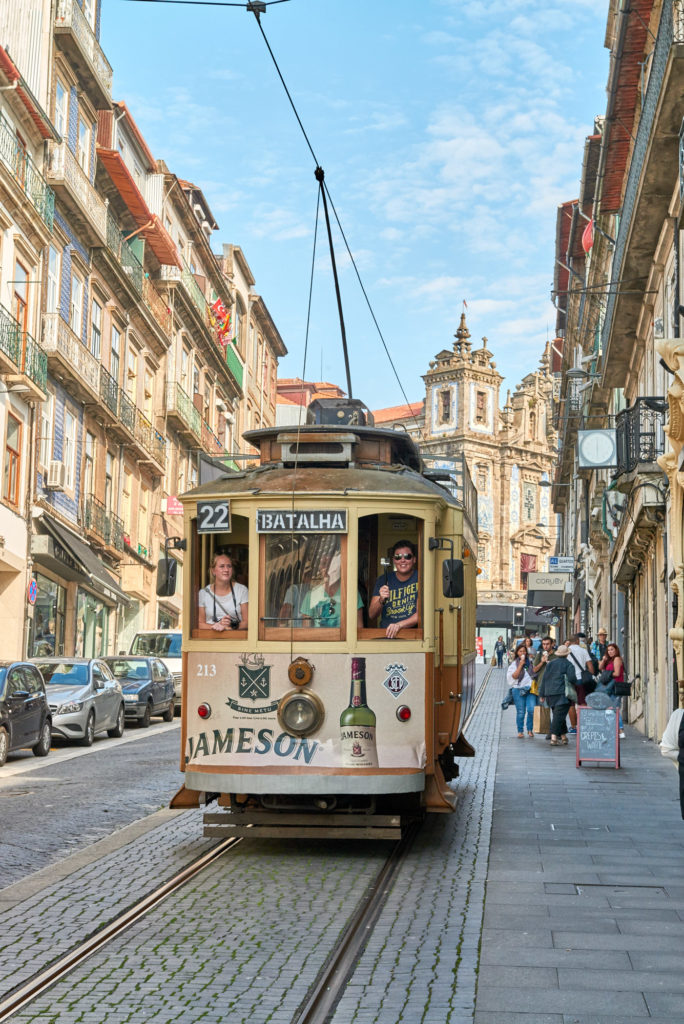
[36,662,88,686]
[107,659,150,680]
[130,633,181,657]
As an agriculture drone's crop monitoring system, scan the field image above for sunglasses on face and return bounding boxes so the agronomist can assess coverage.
[394,553,413,561]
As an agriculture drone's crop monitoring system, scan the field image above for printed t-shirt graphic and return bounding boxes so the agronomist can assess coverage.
[373,570,418,627]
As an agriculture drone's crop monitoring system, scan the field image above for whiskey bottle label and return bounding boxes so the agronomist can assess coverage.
[340,726,378,767]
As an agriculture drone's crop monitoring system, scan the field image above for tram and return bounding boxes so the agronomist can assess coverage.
[168,398,478,837]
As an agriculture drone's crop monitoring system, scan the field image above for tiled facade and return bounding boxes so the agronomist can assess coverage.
[0,0,286,659]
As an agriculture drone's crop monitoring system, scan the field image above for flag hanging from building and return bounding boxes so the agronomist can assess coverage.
[581,219,594,253]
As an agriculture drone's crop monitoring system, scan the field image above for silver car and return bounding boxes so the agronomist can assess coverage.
[32,658,125,746]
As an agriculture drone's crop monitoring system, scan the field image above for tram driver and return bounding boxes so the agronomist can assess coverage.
[198,551,249,632]
[368,539,419,639]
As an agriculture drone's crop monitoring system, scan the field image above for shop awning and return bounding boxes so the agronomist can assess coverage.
[96,147,181,267]
[525,572,572,609]
[33,517,130,606]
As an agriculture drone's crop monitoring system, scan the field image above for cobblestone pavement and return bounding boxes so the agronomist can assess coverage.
[0,726,184,887]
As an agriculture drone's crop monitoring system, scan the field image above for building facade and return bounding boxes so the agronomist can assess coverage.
[373,314,559,652]
[0,0,286,659]
[550,0,682,741]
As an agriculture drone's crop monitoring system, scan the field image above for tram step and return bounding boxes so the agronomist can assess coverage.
[203,824,402,840]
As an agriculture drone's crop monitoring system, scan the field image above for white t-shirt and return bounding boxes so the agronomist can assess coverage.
[506,659,534,690]
[567,644,591,680]
[660,708,684,764]
[199,583,248,625]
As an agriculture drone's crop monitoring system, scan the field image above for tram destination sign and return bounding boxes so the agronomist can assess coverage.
[256,509,348,533]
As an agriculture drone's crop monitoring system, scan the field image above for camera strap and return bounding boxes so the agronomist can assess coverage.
[211,587,240,623]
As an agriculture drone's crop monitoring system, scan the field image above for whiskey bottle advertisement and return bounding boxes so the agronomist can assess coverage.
[340,657,378,767]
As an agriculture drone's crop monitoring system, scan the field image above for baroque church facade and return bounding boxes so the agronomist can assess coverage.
[373,314,559,645]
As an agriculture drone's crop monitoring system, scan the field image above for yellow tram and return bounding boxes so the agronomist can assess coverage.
[169,399,478,836]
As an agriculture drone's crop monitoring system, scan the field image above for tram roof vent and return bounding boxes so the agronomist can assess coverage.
[306,398,374,427]
[276,432,358,465]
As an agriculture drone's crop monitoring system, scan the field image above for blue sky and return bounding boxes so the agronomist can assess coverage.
[103,0,608,409]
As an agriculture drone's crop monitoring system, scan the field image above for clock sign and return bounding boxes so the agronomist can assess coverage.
[577,428,618,469]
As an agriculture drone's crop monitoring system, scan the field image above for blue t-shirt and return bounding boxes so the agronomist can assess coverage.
[372,570,418,627]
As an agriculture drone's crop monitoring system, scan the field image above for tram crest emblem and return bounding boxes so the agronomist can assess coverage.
[383,663,409,698]
[238,653,271,702]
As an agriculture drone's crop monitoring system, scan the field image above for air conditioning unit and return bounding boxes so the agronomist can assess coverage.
[46,460,66,491]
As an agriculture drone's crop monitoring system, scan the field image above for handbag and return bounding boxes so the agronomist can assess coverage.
[596,669,614,687]
[614,679,632,697]
[564,673,578,703]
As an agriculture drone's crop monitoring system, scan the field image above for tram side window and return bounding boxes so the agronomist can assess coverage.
[194,515,249,637]
[358,513,422,638]
[262,533,351,638]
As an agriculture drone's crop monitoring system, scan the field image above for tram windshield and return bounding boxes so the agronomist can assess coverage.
[263,533,346,636]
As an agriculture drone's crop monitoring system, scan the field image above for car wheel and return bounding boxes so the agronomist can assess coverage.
[0,726,8,767]
[33,720,51,757]
[162,701,175,722]
[140,703,152,728]
[80,710,95,747]
[108,704,125,738]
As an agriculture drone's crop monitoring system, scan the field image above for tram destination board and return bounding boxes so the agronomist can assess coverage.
[256,509,347,533]
[577,702,620,769]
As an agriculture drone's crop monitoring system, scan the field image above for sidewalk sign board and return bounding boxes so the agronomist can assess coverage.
[576,694,620,768]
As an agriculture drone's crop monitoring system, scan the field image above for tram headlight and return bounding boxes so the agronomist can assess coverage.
[277,690,325,737]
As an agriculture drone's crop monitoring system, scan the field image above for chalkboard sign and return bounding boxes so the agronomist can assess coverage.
[577,705,620,768]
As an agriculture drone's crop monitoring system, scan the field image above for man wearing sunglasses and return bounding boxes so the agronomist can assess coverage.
[369,540,419,639]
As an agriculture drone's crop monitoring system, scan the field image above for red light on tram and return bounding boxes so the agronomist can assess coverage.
[198,702,212,719]
[396,705,411,722]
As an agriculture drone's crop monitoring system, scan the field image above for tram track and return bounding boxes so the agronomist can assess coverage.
[0,668,494,1023]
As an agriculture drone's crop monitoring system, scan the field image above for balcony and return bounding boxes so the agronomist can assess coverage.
[46,141,106,246]
[42,312,99,402]
[0,118,54,231]
[54,0,112,109]
[615,397,667,482]
[166,381,202,445]
[201,419,224,456]
[98,365,166,472]
[84,494,124,554]
[105,211,143,296]
[142,277,171,338]
[0,305,47,401]
[224,342,244,390]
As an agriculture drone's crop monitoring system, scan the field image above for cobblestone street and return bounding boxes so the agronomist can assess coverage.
[2,666,684,1024]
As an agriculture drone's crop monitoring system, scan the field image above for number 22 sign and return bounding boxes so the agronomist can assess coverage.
[197,500,231,533]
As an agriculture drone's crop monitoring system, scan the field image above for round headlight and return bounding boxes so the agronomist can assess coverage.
[277,690,325,737]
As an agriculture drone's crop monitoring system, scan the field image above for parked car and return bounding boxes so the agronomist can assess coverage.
[102,657,175,726]
[0,661,52,766]
[129,630,182,709]
[32,658,125,746]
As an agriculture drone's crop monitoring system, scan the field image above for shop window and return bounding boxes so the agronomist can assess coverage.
[29,574,66,656]
[3,413,21,507]
[76,589,109,657]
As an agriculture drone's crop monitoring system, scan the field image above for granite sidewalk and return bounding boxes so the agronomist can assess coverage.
[476,667,684,1024]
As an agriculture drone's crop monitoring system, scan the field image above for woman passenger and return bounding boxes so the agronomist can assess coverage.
[198,552,248,632]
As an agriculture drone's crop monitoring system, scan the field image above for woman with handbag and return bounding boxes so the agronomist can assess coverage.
[506,640,537,738]
[598,642,626,737]
[537,644,576,745]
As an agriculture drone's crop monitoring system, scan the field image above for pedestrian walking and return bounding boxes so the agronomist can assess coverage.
[494,635,506,668]
[532,636,556,741]
[660,707,684,818]
[537,644,576,745]
[506,640,537,738]
[566,632,595,730]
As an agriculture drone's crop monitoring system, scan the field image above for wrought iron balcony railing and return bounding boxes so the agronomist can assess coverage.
[84,493,124,551]
[615,396,667,475]
[98,365,166,468]
[0,304,47,392]
[0,118,54,230]
[46,140,107,243]
[166,381,202,438]
[106,211,143,295]
[54,0,113,106]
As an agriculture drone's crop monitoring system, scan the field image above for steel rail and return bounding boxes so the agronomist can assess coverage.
[293,820,421,1024]
[0,835,242,1022]
[293,666,491,1023]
